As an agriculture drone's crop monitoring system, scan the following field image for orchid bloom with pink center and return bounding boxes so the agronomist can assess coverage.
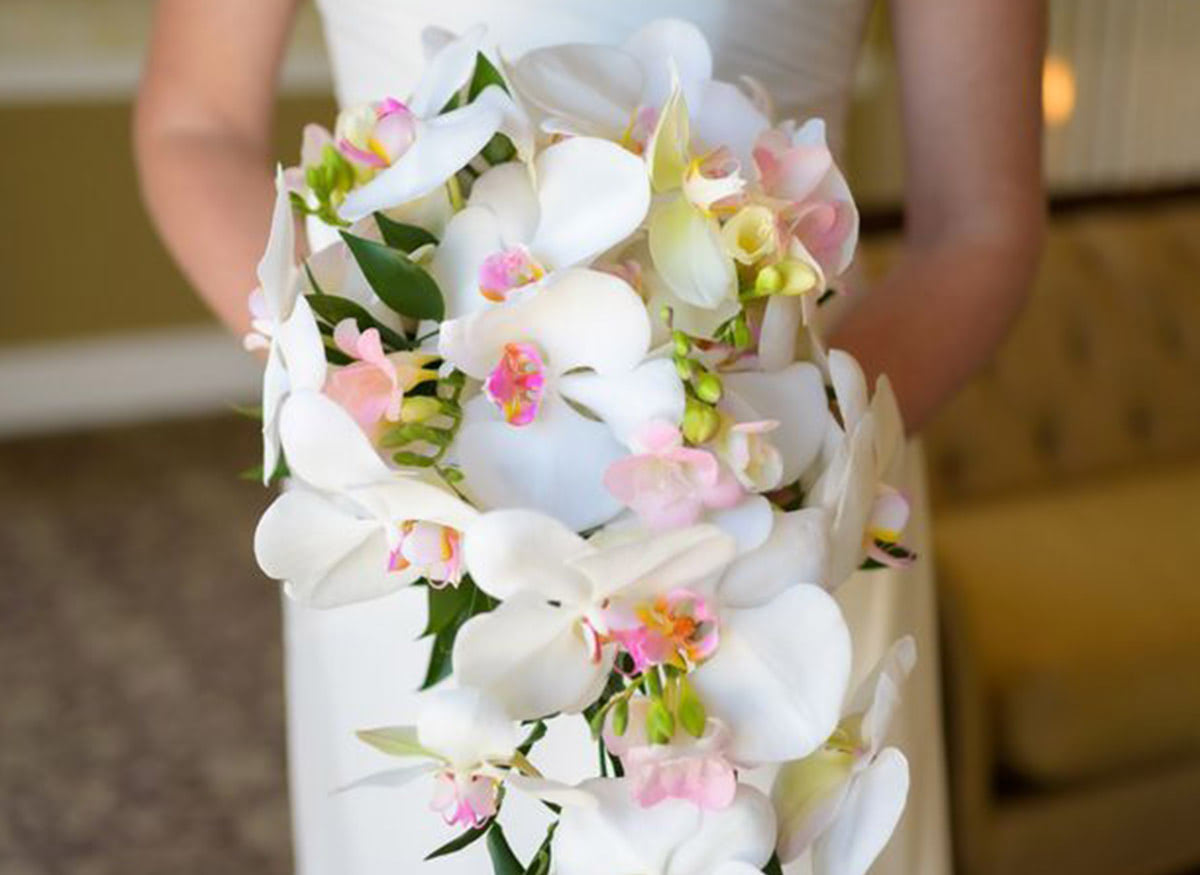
[389,520,465,588]
[604,588,720,674]
[864,484,913,568]
[604,696,738,811]
[604,420,744,530]
[323,319,439,438]
[336,97,418,171]
[429,770,500,828]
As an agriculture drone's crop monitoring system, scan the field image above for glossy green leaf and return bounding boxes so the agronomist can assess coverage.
[425,819,493,860]
[305,292,412,351]
[339,231,445,321]
[486,822,525,875]
[374,212,438,253]
[468,52,509,99]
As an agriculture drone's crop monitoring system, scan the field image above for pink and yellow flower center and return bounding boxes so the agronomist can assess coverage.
[430,771,499,830]
[483,342,547,426]
[608,589,719,674]
[478,246,546,303]
[337,97,417,170]
[389,521,464,588]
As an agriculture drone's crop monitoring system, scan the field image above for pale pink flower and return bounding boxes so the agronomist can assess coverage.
[604,697,737,811]
[336,97,418,170]
[324,319,437,437]
[430,771,500,828]
[603,420,744,530]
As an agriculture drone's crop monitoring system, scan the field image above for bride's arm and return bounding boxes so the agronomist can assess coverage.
[831,0,1047,431]
[134,0,301,336]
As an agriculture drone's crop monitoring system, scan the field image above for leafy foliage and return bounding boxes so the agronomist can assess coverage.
[374,212,439,253]
[339,230,445,322]
[420,577,498,690]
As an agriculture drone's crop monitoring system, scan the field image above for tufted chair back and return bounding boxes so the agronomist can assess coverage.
[876,199,1200,506]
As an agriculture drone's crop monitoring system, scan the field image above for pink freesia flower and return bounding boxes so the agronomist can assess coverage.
[604,588,719,674]
[604,697,737,811]
[430,771,500,829]
[324,319,438,437]
[604,420,744,529]
[337,97,418,170]
[483,342,547,426]
[389,520,465,588]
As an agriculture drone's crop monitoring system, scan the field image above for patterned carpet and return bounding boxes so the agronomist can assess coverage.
[0,416,290,874]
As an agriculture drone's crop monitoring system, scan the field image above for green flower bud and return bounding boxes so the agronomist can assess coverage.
[672,330,692,357]
[674,356,693,381]
[695,373,723,404]
[400,395,442,423]
[646,699,675,745]
[682,402,721,445]
[754,264,783,296]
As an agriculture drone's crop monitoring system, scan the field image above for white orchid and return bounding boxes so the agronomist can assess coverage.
[805,350,907,587]
[430,136,650,319]
[455,509,850,765]
[254,392,477,607]
[452,511,735,719]
[553,778,776,875]
[512,18,768,168]
[337,26,531,221]
[772,637,916,875]
[244,168,327,483]
[438,268,683,530]
[347,687,581,829]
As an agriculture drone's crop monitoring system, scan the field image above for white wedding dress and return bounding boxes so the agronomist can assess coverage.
[287,2,952,873]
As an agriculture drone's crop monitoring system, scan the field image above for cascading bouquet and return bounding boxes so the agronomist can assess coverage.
[248,18,917,875]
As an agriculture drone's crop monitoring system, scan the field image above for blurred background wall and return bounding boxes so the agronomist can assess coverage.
[1,2,1198,875]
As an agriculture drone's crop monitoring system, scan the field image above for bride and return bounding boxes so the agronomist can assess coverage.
[136,2,1045,872]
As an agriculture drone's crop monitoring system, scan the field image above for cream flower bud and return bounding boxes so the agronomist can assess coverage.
[721,205,779,265]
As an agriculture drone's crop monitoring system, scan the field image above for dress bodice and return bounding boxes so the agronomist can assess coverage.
[314,0,874,145]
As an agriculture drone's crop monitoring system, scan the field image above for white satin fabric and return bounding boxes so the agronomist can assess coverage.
[288,3,951,873]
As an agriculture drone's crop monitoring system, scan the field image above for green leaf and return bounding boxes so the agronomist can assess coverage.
[420,578,498,690]
[486,822,525,875]
[468,52,509,99]
[517,720,548,757]
[354,726,431,759]
[374,212,438,253]
[677,678,707,738]
[421,579,477,639]
[339,231,445,321]
[762,853,785,875]
[524,823,556,875]
[305,292,412,352]
[425,819,493,860]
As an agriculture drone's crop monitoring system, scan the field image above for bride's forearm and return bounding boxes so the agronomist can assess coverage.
[135,125,275,337]
[831,218,1044,432]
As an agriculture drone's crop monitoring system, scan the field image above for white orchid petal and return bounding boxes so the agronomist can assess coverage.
[723,363,830,485]
[407,23,487,118]
[646,81,690,193]
[530,137,651,269]
[417,687,520,769]
[279,391,390,490]
[453,593,611,719]
[771,748,855,864]
[707,494,776,555]
[261,343,288,483]
[504,772,599,808]
[568,524,736,605]
[467,161,541,244]
[429,206,506,320]
[338,763,438,794]
[759,294,802,372]
[259,166,296,321]
[813,749,910,875]
[456,394,628,532]
[829,349,869,435]
[871,373,905,478]
[694,79,770,170]
[719,508,831,608]
[254,486,379,595]
[852,636,917,759]
[553,779,774,875]
[462,508,592,604]
[692,584,851,764]
[275,294,327,392]
[340,90,509,220]
[557,358,685,450]
[648,196,737,310]
[644,258,740,340]
[820,414,879,588]
[348,477,478,534]
[511,43,642,135]
[439,268,650,379]
[623,18,713,110]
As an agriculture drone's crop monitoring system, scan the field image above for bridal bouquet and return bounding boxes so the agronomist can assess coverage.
[249,19,916,875]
